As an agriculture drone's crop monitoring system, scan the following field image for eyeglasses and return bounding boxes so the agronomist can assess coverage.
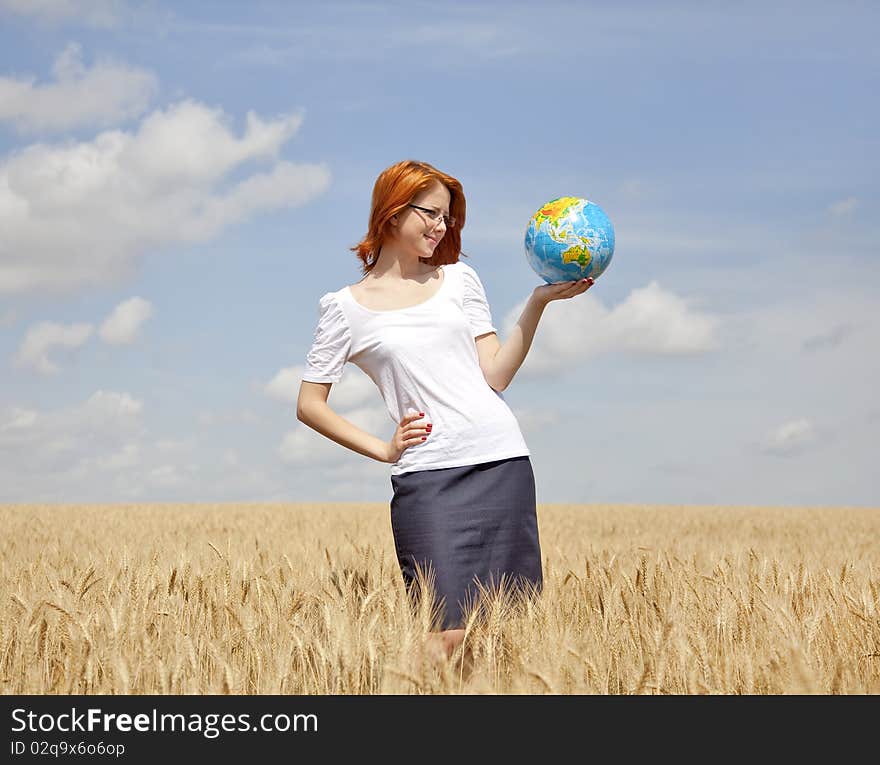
[408,204,457,228]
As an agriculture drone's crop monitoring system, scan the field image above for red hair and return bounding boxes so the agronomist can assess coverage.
[350,159,468,275]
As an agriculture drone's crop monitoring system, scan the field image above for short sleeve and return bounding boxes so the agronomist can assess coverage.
[460,263,498,338]
[302,293,351,383]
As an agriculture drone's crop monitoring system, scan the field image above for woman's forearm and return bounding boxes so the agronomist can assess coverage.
[491,293,547,392]
[297,402,390,462]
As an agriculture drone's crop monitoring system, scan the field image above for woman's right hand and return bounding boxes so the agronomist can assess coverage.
[385,411,432,463]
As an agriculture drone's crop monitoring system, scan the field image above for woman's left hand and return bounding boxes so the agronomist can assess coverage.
[532,276,595,307]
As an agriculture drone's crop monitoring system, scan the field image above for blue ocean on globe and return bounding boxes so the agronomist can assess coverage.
[524,197,615,284]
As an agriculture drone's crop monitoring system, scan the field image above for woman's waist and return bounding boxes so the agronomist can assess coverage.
[392,426,530,474]
[403,391,518,434]
[402,407,527,460]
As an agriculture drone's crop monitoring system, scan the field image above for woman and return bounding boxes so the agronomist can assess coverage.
[297,159,594,664]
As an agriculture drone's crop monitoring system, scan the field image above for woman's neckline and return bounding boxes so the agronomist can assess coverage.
[345,264,448,314]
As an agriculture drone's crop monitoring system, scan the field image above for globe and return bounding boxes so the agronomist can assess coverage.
[524,196,615,284]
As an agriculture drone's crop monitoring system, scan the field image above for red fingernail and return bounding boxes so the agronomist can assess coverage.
[419,412,424,416]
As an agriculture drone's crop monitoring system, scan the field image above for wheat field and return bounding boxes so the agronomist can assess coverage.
[0,502,877,694]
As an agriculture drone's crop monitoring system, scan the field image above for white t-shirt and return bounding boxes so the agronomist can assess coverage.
[301,260,530,475]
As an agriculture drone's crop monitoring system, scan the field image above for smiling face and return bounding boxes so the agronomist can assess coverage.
[389,180,452,260]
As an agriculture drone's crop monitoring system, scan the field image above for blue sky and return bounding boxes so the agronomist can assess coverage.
[0,0,877,506]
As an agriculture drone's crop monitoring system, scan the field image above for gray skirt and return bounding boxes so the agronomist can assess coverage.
[389,455,543,631]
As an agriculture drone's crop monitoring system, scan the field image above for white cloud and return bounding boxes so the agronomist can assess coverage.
[802,323,855,352]
[326,368,383,410]
[320,460,393,500]
[732,290,878,364]
[197,409,262,427]
[14,320,93,374]
[95,442,139,470]
[0,390,215,501]
[279,403,389,466]
[264,364,379,410]
[828,197,858,218]
[274,365,388,468]
[264,366,305,405]
[0,43,157,132]
[0,391,144,476]
[99,296,153,345]
[154,437,195,454]
[12,297,153,374]
[85,389,142,419]
[0,99,331,296]
[149,464,187,487]
[279,425,337,466]
[510,406,561,437]
[761,418,818,456]
[606,282,719,353]
[510,281,720,376]
[0,406,37,432]
[0,0,125,27]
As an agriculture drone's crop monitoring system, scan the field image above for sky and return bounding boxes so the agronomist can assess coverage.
[0,0,877,507]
